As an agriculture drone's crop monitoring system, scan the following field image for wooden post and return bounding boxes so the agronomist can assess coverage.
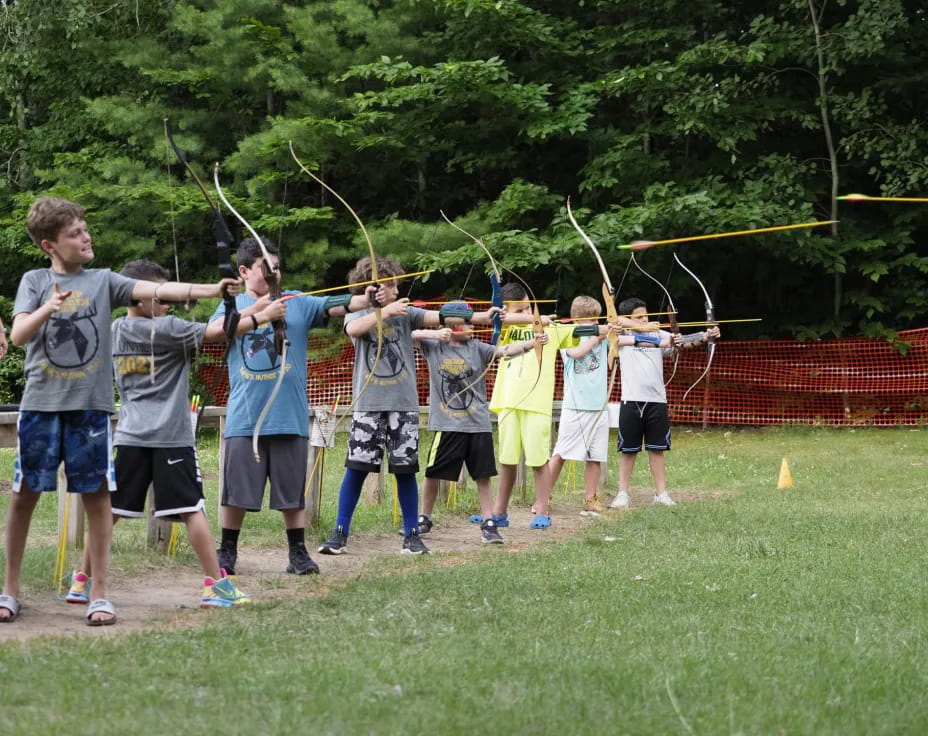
[217,413,226,522]
[56,465,84,548]
[146,486,174,553]
[364,457,386,505]
[305,444,324,525]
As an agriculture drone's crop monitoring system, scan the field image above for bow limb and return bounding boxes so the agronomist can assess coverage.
[673,253,715,401]
[437,212,506,407]
[565,198,619,363]
[212,164,289,462]
[288,144,382,426]
[163,120,239,341]
[439,210,503,344]
[630,253,680,386]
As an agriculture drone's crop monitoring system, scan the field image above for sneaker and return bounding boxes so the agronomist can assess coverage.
[286,543,320,575]
[200,575,252,608]
[609,491,631,510]
[401,530,430,555]
[318,526,348,555]
[417,514,434,535]
[653,491,676,506]
[66,570,91,604]
[217,545,237,576]
[580,494,605,517]
[480,519,504,544]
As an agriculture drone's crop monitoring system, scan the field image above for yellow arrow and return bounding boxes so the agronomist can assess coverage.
[838,193,928,203]
[292,268,435,297]
[617,220,836,250]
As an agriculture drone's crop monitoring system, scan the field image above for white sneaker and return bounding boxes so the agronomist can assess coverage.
[653,491,676,506]
[609,491,630,509]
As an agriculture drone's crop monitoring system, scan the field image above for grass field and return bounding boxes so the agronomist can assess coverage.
[1,426,927,734]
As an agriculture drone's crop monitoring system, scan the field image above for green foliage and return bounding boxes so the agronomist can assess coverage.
[0,0,925,379]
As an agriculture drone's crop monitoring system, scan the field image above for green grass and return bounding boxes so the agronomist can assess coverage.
[3,426,928,734]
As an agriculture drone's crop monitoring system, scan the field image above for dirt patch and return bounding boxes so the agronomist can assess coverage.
[0,491,685,643]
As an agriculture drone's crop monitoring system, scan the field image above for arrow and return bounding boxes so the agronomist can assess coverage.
[617,220,836,250]
[838,194,928,203]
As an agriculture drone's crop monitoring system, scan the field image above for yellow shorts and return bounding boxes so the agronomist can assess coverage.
[496,409,551,467]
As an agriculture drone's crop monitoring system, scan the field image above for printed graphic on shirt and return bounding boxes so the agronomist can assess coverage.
[363,321,409,385]
[43,291,102,376]
[437,355,478,413]
[242,325,282,371]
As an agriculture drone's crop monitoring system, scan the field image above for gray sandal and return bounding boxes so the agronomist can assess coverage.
[0,593,20,622]
[86,598,117,626]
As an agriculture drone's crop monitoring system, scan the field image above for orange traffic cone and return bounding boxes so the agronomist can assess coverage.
[777,458,793,489]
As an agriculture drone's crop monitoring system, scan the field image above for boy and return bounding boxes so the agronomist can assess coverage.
[415,304,541,545]
[1,196,238,625]
[547,295,612,516]
[317,258,505,556]
[208,237,376,577]
[610,297,719,509]
[486,282,581,530]
[66,260,261,609]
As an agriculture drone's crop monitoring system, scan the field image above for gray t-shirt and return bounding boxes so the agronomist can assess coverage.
[111,316,206,447]
[344,307,426,412]
[618,331,675,403]
[418,338,497,432]
[13,268,136,412]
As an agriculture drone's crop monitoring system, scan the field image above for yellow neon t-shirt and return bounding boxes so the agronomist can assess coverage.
[489,323,578,416]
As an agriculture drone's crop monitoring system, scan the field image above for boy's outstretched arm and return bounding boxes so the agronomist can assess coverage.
[131,277,241,303]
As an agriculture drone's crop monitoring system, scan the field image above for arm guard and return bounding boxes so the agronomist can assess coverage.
[680,331,707,346]
[324,293,353,312]
[634,333,661,347]
[571,324,599,338]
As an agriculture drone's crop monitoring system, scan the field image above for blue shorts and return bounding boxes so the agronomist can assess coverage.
[14,410,116,493]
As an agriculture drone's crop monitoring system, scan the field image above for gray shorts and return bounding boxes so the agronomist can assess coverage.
[346,411,419,474]
[222,435,308,511]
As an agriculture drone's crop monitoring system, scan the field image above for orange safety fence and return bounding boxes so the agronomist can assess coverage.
[197,327,928,427]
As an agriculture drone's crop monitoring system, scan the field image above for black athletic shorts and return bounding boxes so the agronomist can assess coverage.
[111,445,204,521]
[617,401,671,453]
[425,431,497,481]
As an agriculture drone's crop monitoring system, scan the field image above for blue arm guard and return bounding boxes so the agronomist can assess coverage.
[634,333,661,347]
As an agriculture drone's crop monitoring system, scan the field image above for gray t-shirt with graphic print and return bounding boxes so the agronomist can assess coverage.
[13,268,136,412]
[111,316,207,447]
[418,338,496,432]
[344,306,427,412]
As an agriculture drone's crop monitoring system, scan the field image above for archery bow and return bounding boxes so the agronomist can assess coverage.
[630,252,680,386]
[673,253,715,401]
[212,164,289,462]
[163,120,239,343]
[288,143,382,429]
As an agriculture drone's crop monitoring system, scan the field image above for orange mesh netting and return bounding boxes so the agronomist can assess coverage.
[197,327,928,427]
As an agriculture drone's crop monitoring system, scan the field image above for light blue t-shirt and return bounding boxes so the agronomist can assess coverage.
[559,337,608,411]
[211,291,327,438]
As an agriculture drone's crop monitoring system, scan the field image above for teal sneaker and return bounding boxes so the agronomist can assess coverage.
[200,575,252,608]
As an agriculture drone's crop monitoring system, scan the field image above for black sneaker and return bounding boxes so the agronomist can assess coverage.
[417,514,434,534]
[480,518,504,544]
[286,543,320,575]
[217,545,237,576]
[318,526,348,555]
[402,530,430,555]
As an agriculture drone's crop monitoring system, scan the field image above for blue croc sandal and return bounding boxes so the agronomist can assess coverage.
[529,514,551,529]
[492,513,509,528]
[468,514,484,524]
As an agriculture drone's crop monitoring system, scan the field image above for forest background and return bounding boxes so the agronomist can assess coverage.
[0,0,926,402]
